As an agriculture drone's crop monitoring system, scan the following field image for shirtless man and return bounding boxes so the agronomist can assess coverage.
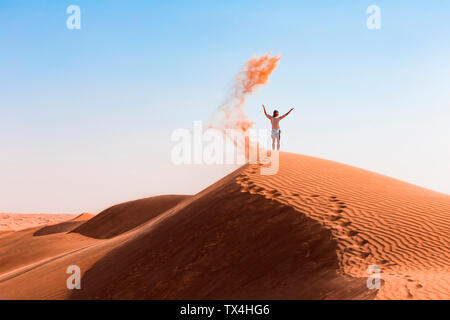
[262,104,294,150]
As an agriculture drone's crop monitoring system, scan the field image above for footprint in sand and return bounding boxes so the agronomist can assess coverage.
[358,251,370,258]
[347,230,359,237]
[357,239,369,246]
[266,192,282,198]
[329,215,343,221]
[341,221,352,227]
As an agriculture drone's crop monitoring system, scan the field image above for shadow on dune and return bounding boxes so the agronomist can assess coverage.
[33,221,84,236]
[70,172,379,300]
[71,195,191,239]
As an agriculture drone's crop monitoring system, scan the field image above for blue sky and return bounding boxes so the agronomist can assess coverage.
[1,1,449,213]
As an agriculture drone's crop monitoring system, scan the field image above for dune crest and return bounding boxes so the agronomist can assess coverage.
[72,213,95,221]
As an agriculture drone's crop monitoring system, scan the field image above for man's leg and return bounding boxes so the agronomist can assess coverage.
[277,137,280,150]
[272,138,276,150]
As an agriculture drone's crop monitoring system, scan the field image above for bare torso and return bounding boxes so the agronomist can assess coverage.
[270,116,281,130]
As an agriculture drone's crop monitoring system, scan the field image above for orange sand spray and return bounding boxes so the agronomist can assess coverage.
[208,53,281,160]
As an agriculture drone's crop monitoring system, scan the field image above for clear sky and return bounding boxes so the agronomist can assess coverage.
[1,1,449,213]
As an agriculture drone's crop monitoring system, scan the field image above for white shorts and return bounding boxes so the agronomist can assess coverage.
[271,129,281,139]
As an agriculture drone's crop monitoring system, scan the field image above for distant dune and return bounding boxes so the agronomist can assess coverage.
[0,214,78,232]
[0,152,449,299]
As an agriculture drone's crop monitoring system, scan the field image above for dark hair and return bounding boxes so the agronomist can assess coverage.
[273,110,279,117]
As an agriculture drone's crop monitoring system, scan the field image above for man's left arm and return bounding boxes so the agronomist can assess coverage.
[280,108,294,119]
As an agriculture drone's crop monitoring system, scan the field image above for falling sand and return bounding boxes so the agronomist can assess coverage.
[210,53,281,134]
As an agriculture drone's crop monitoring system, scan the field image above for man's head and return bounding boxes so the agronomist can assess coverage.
[273,110,279,117]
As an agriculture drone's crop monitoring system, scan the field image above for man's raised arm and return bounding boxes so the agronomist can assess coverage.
[262,104,271,119]
[280,107,294,120]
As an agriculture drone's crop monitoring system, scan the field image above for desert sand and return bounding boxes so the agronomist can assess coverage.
[0,152,449,299]
[0,214,78,232]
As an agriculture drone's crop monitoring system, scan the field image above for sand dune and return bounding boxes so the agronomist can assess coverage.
[238,152,450,299]
[31,213,95,237]
[0,152,449,299]
[72,195,190,239]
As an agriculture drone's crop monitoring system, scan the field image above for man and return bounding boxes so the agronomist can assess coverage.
[262,104,294,150]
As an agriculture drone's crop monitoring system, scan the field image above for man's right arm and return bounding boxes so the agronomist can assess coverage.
[262,104,271,119]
